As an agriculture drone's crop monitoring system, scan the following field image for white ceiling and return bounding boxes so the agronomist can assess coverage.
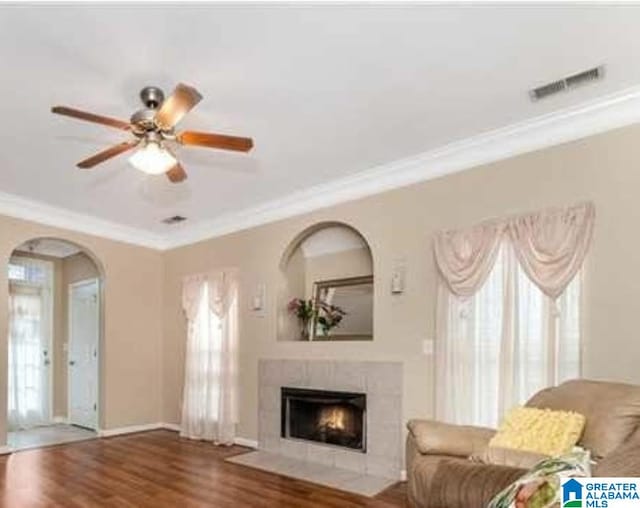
[2,4,640,247]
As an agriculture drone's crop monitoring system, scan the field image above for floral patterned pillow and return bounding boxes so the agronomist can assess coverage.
[488,448,591,508]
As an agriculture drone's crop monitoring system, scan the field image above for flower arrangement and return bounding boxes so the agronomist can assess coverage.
[287,298,315,340]
[287,298,347,339]
[316,301,347,337]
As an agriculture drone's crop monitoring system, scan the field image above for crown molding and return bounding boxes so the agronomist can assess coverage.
[163,84,640,249]
[0,191,167,250]
[2,85,640,251]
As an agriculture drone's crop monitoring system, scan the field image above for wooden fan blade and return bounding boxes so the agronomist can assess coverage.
[166,163,188,183]
[76,141,139,169]
[154,83,203,130]
[52,106,131,131]
[178,131,254,152]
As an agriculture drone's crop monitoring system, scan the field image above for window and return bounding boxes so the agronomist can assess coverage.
[181,272,239,444]
[8,263,26,281]
[435,203,592,428]
[7,256,54,430]
[191,283,224,417]
[8,260,49,285]
[440,243,581,428]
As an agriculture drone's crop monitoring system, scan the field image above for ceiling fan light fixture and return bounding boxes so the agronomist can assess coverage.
[52,82,253,183]
[128,141,176,175]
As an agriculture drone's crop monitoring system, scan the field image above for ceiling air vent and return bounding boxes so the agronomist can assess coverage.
[162,215,187,225]
[529,65,604,101]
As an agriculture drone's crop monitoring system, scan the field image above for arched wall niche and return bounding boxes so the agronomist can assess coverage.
[5,236,106,434]
[277,221,374,342]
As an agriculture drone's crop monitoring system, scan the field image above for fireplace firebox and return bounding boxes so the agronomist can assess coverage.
[281,387,366,452]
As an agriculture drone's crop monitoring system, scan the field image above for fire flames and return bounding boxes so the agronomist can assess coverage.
[318,406,347,431]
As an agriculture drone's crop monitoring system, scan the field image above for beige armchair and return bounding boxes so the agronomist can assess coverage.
[406,379,640,508]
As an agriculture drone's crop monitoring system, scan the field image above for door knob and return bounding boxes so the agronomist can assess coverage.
[44,359,51,366]
[69,360,76,366]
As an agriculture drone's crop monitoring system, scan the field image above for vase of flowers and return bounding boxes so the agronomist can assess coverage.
[316,301,347,337]
[287,298,315,340]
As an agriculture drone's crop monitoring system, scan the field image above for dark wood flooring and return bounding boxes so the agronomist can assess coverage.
[0,430,408,507]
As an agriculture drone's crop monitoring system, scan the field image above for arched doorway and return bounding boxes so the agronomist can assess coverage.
[6,237,104,450]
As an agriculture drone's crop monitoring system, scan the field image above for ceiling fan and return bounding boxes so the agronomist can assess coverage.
[51,83,254,183]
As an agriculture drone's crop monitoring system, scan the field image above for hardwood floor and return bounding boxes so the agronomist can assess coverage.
[0,430,408,507]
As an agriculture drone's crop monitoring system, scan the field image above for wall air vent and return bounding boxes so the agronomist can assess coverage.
[162,215,187,225]
[529,65,605,101]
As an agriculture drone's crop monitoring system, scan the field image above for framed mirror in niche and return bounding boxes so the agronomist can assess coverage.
[312,275,373,341]
[278,222,374,342]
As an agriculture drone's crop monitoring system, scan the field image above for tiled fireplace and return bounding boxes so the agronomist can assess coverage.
[258,359,403,479]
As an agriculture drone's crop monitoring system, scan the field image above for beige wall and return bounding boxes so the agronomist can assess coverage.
[279,247,307,341]
[0,219,164,444]
[63,252,99,285]
[162,123,640,442]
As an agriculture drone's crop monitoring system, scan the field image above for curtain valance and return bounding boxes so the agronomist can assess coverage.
[182,274,207,322]
[182,269,239,319]
[434,202,594,299]
[209,271,238,317]
[433,220,505,298]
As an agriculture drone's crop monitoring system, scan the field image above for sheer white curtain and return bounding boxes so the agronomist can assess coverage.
[435,203,593,428]
[180,271,239,445]
[8,257,53,431]
[436,244,581,427]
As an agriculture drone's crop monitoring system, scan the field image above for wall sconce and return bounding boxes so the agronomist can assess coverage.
[251,283,267,316]
[391,260,406,295]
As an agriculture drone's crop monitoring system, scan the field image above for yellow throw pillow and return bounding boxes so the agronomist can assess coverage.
[489,406,585,456]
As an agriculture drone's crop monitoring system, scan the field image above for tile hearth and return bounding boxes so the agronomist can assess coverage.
[226,450,397,497]
[257,359,403,481]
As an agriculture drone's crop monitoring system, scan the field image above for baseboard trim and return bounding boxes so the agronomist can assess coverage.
[159,422,258,448]
[0,445,13,455]
[97,422,258,448]
[234,437,258,449]
[52,416,68,424]
[98,423,164,438]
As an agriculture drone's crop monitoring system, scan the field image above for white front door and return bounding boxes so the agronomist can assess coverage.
[68,279,99,430]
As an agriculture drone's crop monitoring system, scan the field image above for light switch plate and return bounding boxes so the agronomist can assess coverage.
[422,339,434,356]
